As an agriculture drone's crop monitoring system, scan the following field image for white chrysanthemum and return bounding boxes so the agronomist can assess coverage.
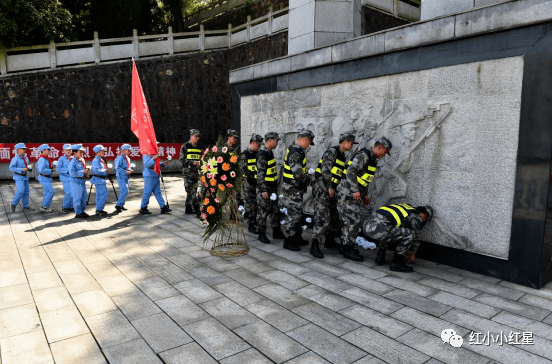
[280,220,285,225]
[355,236,376,250]
[167,155,172,161]
[308,168,315,175]
[305,217,312,223]
[302,225,307,230]
[270,193,277,201]
[280,208,288,215]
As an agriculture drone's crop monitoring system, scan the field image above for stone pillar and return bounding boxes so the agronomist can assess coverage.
[288,0,362,55]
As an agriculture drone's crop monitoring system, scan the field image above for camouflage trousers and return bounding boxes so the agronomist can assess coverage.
[279,186,303,238]
[312,181,340,242]
[256,187,280,233]
[183,172,198,207]
[336,193,360,246]
[362,213,419,255]
[242,180,257,225]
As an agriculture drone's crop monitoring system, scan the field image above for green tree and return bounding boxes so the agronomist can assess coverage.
[0,0,74,48]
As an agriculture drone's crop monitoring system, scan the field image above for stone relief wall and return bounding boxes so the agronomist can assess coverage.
[241,56,524,260]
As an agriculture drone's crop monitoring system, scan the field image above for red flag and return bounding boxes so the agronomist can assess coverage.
[131,59,161,174]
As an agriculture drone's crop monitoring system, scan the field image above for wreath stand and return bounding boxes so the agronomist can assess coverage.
[209,190,249,257]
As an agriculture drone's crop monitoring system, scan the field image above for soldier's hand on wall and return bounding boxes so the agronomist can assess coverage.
[353,192,361,201]
[329,188,335,198]
[363,196,370,205]
[262,192,268,200]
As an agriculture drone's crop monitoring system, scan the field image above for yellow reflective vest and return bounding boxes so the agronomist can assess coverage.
[315,146,346,189]
[377,203,417,227]
[283,146,307,184]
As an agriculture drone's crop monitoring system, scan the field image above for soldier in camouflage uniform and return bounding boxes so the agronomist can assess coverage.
[336,137,392,261]
[310,133,357,259]
[179,129,202,217]
[279,129,315,251]
[363,203,433,272]
[240,134,263,234]
[256,132,284,243]
[225,129,241,154]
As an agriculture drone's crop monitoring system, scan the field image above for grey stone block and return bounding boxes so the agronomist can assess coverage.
[232,256,274,273]
[259,270,309,290]
[302,261,349,278]
[337,262,387,278]
[457,278,525,300]
[420,0,473,20]
[148,263,193,285]
[248,248,279,262]
[85,310,141,349]
[291,48,332,73]
[295,284,356,311]
[331,33,385,63]
[385,16,455,52]
[350,355,387,364]
[219,348,272,364]
[339,304,413,338]
[50,333,107,364]
[213,281,264,306]
[428,291,500,318]
[499,281,552,301]
[474,293,550,321]
[377,275,437,297]
[314,1,354,33]
[292,303,361,336]
[200,297,258,329]
[199,256,241,272]
[492,311,552,341]
[72,290,118,317]
[112,291,162,321]
[475,0,511,6]
[32,286,73,313]
[339,287,404,314]
[183,318,250,360]
[229,67,255,85]
[224,268,271,288]
[412,266,465,283]
[300,271,353,293]
[315,32,354,49]
[254,284,311,309]
[40,306,89,343]
[383,290,452,317]
[174,278,223,304]
[289,33,316,56]
[0,267,27,289]
[84,260,121,279]
[245,299,309,332]
[156,295,209,326]
[27,270,63,291]
[390,307,470,338]
[0,330,53,364]
[0,284,34,310]
[131,313,192,353]
[103,339,162,364]
[289,1,316,39]
[273,249,313,264]
[518,293,552,312]
[445,267,502,284]
[417,277,481,299]
[285,351,331,364]
[97,274,138,297]
[159,342,218,364]
[135,276,181,301]
[269,259,313,276]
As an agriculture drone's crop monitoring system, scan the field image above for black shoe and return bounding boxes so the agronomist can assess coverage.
[342,245,364,262]
[95,210,108,216]
[62,208,71,214]
[324,234,340,249]
[194,205,201,218]
[115,205,123,212]
[121,206,127,211]
[161,205,172,214]
[10,204,16,212]
[294,234,309,246]
[139,208,151,215]
[283,236,300,251]
[248,224,259,234]
[310,239,324,259]
[69,208,75,212]
[390,253,414,272]
[375,248,387,266]
[75,213,89,219]
[185,204,195,214]
[272,226,285,240]
[258,232,270,244]
[81,212,90,217]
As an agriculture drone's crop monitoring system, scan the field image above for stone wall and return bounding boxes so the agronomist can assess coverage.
[0,32,288,148]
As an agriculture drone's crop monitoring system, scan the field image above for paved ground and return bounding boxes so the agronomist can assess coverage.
[1,176,552,364]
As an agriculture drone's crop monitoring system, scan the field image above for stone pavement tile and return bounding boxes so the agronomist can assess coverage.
[300,272,353,293]
[340,304,413,338]
[219,348,272,364]
[413,266,465,283]
[259,270,309,290]
[167,254,205,271]
[350,355,386,364]
[235,321,308,363]
[85,310,141,348]
[246,248,279,262]
[174,278,223,304]
[27,269,63,291]
[499,281,552,301]
[156,295,209,326]
[423,360,445,364]
[273,249,312,264]
[343,326,430,364]
[183,318,250,360]
[131,313,193,353]
[112,290,162,321]
[518,293,552,312]
[0,330,53,364]
[33,286,74,313]
[72,290,118,317]
[446,267,502,284]
[232,256,274,273]
[213,281,265,306]
[287,323,366,364]
[83,260,121,279]
[50,333,107,364]
[103,338,162,364]
[224,268,271,288]
[428,291,500,319]
[339,287,404,314]
[383,290,452,317]
[417,277,481,299]
[391,307,470,337]
[0,303,42,339]
[40,306,89,343]
[377,275,438,297]
[474,293,550,321]
[337,274,394,295]
[441,309,552,364]
[301,261,350,278]
[492,311,552,341]
[199,255,241,272]
[200,297,259,329]
[135,276,181,301]
[0,284,33,310]
[148,263,193,284]
[285,351,331,363]
[292,303,361,336]
[338,262,388,279]
[188,249,212,258]
[97,274,139,297]
[397,328,490,364]
[370,265,428,282]
[61,272,102,294]
[457,278,525,300]
[53,260,88,276]
[116,262,157,282]
[255,284,311,310]
[245,299,309,332]
[42,244,78,263]
[296,285,355,311]
[187,266,233,286]
[159,342,218,364]
[268,259,313,276]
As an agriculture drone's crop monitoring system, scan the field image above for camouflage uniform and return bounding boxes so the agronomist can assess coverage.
[240,143,260,225]
[179,140,201,209]
[256,145,280,233]
[336,148,378,246]
[280,142,312,238]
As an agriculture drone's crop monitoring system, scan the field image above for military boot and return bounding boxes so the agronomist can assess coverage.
[283,236,300,251]
[390,253,414,272]
[294,234,309,246]
[342,244,364,262]
[160,205,172,214]
[185,204,195,214]
[258,232,270,244]
[375,247,387,266]
[272,226,285,240]
[194,205,201,218]
[324,233,340,249]
[310,239,324,259]
[248,223,259,234]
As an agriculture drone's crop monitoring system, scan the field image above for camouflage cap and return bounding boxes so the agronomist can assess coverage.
[375,136,392,155]
[339,132,359,144]
[250,133,263,144]
[264,132,281,141]
[227,129,240,138]
[297,129,315,146]
[190,129,201,136]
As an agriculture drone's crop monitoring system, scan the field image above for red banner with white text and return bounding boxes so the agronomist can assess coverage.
[0,143,182,163]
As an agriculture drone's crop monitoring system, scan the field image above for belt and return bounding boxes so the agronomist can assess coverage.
[39,173,52,178]
[74,176,85,179]
[14,172,27,176]
[93,175,107,179]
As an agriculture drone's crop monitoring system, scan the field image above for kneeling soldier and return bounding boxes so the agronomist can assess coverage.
[240,133,263,234]
[364,203,433,272]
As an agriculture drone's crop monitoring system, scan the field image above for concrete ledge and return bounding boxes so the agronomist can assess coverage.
[229,0,552,84]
